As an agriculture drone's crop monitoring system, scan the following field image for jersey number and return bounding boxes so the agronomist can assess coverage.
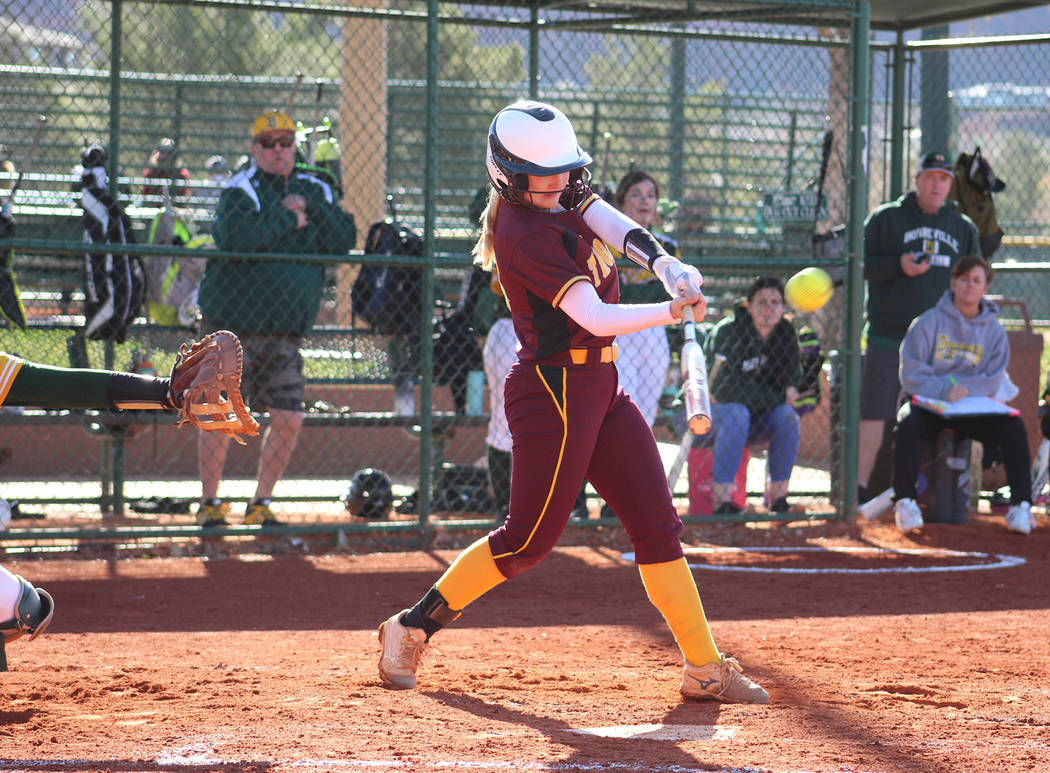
[587,239,616,285]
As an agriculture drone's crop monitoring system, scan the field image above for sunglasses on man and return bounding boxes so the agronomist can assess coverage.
[256,134,295,149]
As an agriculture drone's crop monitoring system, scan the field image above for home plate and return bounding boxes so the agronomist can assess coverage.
[567,724,739,741]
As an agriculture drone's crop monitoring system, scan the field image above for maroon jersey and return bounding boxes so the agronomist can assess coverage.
[493,202,619,361]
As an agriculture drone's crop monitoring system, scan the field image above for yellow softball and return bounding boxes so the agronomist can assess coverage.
[784,267,833,313]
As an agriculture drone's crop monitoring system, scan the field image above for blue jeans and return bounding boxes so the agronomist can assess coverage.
[709,402,800,484]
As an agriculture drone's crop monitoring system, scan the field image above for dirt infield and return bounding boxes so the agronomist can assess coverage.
[1,513,1048,773]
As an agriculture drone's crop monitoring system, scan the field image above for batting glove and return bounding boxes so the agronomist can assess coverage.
[655,257,703,298]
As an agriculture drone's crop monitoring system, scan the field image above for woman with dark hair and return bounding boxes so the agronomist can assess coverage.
[610,169,677,428]
[891,254,1034,534]
[706,276,802,514]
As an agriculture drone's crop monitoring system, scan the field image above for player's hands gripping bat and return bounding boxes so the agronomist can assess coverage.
[167,330,259,444]
[680,304,712,436]
[571,188,702,298]
[2,115,47,220]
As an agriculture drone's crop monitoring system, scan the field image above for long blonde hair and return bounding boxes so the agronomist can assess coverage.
[471,187,502,271]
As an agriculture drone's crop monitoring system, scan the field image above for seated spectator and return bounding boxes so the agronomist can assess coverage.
[706,276,802,514]
[142,138,191,202]
[891,255,1034,535]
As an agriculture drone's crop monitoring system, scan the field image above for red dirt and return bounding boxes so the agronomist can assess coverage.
[1,512,1048,773]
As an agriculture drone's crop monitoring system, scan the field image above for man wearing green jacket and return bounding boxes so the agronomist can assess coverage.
[197,110,357,526]
[857,151,979,504]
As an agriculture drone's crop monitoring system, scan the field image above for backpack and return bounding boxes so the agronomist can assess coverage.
[0,214,26,330]
[351,218,424,335]
[78,159,146,343]
[432,303,484,413]
[949,147,1006,258]
[144,190,208,327]
[793,323,824,416]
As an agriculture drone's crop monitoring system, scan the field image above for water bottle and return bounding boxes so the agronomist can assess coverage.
[857,487,895,520]
[466,370,484,416]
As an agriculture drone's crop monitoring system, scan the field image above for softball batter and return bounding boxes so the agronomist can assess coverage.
[378,101,767,703]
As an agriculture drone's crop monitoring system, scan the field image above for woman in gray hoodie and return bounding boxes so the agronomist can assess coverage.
[892,255,1034,535]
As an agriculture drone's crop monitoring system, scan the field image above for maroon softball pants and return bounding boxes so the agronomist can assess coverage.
[488,359,684,578]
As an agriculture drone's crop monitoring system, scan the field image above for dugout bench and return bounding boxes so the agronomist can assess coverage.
[0,321,489,521]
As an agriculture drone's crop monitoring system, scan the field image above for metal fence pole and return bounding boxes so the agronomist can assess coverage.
[417,0,441,526]
[105,0,125,517]
[920,24,951,154]
[843,0,871,517]
[108,0,122,201]
[889,30,907,199]
[785,111,797,190]
[529,7,539,100]
[668,35,686,205]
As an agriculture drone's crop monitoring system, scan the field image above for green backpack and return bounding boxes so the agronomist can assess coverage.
[793,323,824,416]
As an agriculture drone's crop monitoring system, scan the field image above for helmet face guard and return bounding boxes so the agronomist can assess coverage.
[343,468,394,520]
[486,101,592,204]
[81,142,108,168]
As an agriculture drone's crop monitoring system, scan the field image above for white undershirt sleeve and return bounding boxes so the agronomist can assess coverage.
[557,280,675,337]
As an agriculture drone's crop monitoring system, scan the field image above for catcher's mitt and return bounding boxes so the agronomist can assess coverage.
[168,330,259,444]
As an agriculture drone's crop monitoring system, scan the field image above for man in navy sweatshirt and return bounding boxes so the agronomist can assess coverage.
[857,151,980,505]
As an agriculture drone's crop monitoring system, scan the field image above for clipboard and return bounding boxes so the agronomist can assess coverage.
[912,394,1019,417]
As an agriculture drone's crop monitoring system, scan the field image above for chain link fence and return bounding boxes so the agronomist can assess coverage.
[2,1,1045,549]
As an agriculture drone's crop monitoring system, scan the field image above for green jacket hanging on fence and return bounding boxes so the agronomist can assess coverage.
[862,191,979,352]
[201,162,356,335]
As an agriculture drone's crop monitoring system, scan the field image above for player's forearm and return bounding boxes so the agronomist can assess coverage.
[576,192,701,299]
[558,281,673,336]
[578,192,669,272]
[5,361,171,410]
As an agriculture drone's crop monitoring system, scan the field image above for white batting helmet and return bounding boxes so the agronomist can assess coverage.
[486,101,592,200]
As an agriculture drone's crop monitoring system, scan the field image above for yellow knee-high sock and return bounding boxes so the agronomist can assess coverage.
[434,536,508,610]
[638,557,720,666]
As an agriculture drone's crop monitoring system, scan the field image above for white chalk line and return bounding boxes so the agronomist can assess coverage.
[288,761,768,772]
[621,545,1026,574]
[6,751,1046,773]
[0,758,786,773]
[564,722,738,741]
